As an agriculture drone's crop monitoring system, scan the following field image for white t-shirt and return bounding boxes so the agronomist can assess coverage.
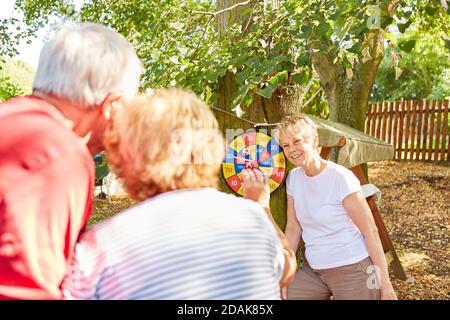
[62,188,284,299]
[286,161,369,269]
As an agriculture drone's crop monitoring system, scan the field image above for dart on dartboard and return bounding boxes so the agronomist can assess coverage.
[222,131,286,196]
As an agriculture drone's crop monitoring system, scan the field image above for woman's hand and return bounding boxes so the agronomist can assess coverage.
[381,283,398,300]
[281,287,288,300]
[242,169,270,208]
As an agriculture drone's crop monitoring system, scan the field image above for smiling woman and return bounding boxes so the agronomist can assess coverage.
[279,116,320,174]
[277,114,398,300]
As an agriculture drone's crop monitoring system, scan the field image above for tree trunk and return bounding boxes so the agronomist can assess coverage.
[312,30,384,179]
[312,30,385,131]
[215,76,299,230]
[214,0,296,229]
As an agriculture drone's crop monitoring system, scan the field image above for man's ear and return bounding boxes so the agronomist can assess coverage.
[100,91,123,120]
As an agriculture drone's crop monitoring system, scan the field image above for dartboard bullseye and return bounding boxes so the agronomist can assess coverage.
[222,131,286,196]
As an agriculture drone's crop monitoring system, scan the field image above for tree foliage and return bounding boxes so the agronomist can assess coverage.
[0,59,34,102]
[3,0,449,118]
[0,0,68,59]
[372,29,450,102]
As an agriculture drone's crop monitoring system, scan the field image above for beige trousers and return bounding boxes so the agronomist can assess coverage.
[287,256,381,300]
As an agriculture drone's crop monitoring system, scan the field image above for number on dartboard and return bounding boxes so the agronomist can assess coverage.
[222,132,286,196]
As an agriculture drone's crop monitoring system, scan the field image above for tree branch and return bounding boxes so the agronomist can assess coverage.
[193,0,252,17]
[299,76,317,106]
[302,87,323,108]
[388,0,401,16]
[311,50,341,92]
[190,15,214,60]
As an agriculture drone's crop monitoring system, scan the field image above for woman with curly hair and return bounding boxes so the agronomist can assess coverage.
[61,88,296,300]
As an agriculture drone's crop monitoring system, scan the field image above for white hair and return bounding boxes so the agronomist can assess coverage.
[32,23,143,108]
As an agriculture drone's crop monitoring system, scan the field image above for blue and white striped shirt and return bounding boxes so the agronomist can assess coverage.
[62,188,283,299]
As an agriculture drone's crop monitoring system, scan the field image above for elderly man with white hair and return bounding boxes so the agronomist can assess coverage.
[0,23,143,300]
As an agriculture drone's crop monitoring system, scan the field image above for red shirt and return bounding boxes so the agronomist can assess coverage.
[0,96,94,299]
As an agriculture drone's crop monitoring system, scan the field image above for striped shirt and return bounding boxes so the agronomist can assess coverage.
[61,188,283,299]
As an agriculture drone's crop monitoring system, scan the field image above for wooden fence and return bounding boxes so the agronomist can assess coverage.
[365,99,449,161]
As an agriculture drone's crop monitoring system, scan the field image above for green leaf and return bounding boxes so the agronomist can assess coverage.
[353,24,369,39]
[242,95,253,106]
[241,8,253,16]
[268,71,288,86]
[425,6,438,16]
[399,40,416,53]
[266,60,278,74]
[256,84,276,99]
[205,71,218,82]
[329,11,341,21]
[397,20,412,33]
[296,55,309,67]
[231,93,245,107]
[217,69,226,77]
[274,55,289,63]
[301,25,312,36]
[340,1,355,15]
[380,16,394,29]
[342,55,352,69]
[348,42,362,54]
[291,73,307,85]
[317,21,331,37]
[383,31,397,45]
[235,70,249,85]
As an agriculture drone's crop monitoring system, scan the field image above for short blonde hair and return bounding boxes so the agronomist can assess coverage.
[277,115,319,149]
[105,88,225,201]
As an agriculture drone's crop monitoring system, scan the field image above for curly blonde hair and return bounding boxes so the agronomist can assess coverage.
[104,88,225,201]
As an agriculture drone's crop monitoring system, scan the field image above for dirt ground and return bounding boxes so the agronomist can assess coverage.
[368,160,449,300]
[91,160,449,300]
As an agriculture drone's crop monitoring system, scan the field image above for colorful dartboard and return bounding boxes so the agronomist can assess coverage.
[222,131,286,196]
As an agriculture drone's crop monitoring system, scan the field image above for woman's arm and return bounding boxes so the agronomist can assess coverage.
[280,194,302,299]
[242,169,297,288]
[343,191,397,300]
[285,195,302,255]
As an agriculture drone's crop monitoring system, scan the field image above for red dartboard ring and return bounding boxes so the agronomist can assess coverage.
[222,131,286,196]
